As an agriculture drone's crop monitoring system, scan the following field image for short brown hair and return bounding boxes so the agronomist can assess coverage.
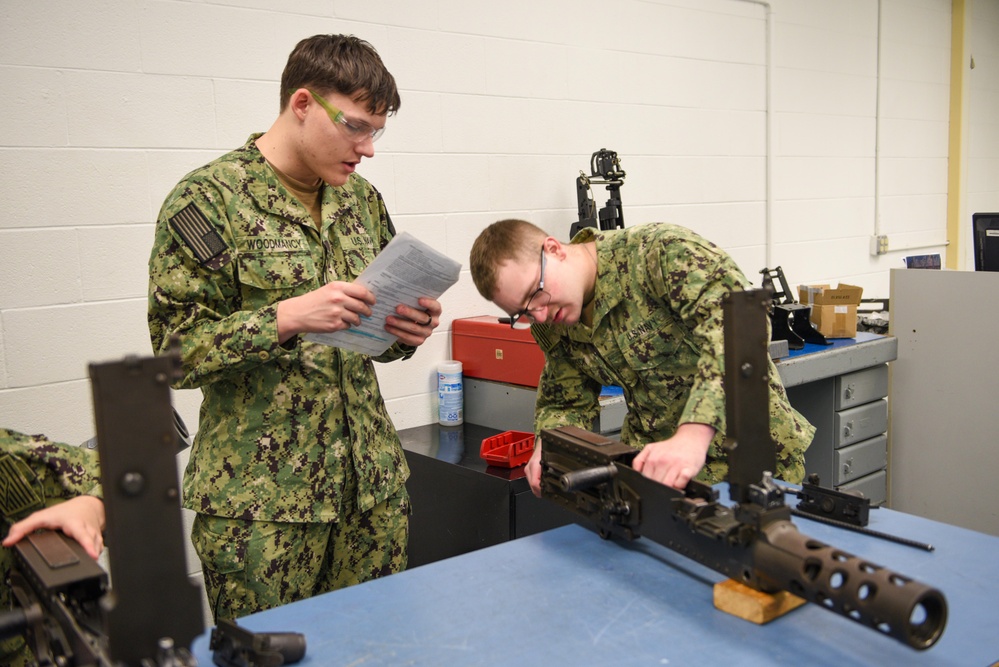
[280,34,401,115]
[469,219,547,300]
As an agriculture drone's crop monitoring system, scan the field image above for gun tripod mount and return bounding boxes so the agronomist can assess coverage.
[569,149,626,238]
[759,266,830,350]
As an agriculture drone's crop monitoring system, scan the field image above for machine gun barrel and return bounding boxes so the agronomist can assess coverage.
[539,425,947,651]
[752,519,946,649]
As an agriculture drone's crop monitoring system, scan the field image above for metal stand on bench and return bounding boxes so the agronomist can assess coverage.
[759,266,831,350]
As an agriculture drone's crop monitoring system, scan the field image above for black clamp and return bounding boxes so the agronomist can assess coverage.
[210,619,306,667]
[795,474,870,526]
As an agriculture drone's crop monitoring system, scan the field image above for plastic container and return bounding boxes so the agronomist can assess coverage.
[480,430,535,468]
[437,360,463,426]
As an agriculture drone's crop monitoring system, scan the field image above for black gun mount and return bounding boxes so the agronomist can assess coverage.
[569,149,626,238]
[539,289,947,651]
[759,266,830,350]
[3,348,306,666]
[1,352,203,666]
[6,530,115,666]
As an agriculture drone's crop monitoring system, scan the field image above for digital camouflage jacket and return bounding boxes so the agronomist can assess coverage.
[0,429,101,666]
[148,134,412,523]
[531,224,814,484]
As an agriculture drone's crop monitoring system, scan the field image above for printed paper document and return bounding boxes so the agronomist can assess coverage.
[305,232,461,355]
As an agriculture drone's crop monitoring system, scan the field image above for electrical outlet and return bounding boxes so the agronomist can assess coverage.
[869,235,888,256]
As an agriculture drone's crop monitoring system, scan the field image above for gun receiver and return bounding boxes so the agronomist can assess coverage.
[5,530,109,665]
[538,289,947,650]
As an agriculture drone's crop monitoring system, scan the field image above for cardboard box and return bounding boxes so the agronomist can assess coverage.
[452,316,545,388]
[797,283,864,338]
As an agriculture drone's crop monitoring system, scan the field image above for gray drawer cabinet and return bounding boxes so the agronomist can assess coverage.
[785,364,890,504]
[835,434,887,484]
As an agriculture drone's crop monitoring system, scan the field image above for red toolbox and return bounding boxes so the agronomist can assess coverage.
[452,316,545,388]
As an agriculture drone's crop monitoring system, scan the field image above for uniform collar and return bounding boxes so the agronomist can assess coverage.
[562,227,624,338]
[238,133,341,228]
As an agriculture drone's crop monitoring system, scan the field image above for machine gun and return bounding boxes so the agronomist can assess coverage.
[1,352,203,666]
[569,149,626,238]
[2,350,305,666]
[538,289,947,651]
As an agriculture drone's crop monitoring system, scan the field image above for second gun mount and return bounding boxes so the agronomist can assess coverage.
[538,289,947,651]
[569,149,626,238]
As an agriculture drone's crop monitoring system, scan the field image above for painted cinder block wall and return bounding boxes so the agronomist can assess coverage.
[1,0,993,445]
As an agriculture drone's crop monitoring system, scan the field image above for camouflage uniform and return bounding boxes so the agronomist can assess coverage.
[0,428,101,667]
[148,134,411,620]
[531,224,814,484]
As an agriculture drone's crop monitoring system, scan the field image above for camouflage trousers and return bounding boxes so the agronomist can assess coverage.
[191,481,410,622]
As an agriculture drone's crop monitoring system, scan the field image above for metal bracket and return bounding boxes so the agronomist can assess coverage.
[795,474,870,527]
[760,266,831,349]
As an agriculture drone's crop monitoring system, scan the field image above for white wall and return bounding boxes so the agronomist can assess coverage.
[0,0,988,445]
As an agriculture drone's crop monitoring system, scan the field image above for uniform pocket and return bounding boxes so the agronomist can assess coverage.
[236,249,317,309]
[190,513,247,576]
[340,236,377,280]
[618,322,682,372]
[190,514,248,621]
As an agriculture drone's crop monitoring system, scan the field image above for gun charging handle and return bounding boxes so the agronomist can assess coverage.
[559,464,618,492]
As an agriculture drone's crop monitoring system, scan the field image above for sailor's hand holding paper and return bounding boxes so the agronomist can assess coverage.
[277,280,377,345]
[386,297,441,346]
[303,232,460,355]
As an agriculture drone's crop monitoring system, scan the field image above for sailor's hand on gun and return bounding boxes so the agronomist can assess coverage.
[3,495,106,560]
[632,422,715,490]
[525,438,544,497]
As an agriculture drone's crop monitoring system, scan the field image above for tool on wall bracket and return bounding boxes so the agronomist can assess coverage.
[759,266,830,350]
[569,149,626,238]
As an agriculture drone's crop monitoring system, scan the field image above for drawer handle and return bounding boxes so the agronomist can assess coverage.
[844,384,855,400]
[843,422,853,438]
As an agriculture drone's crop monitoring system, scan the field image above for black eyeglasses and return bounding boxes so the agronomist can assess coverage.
[509,247,551,329]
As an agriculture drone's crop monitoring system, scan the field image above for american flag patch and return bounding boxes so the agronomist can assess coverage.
[0,454,43,518]
[169,203,227,264]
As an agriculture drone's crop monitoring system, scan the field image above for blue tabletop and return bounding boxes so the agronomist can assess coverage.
[784,330,881,359]
[189,492,998,666]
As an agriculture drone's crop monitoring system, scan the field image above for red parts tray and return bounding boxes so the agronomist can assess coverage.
[480,430,535,468]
